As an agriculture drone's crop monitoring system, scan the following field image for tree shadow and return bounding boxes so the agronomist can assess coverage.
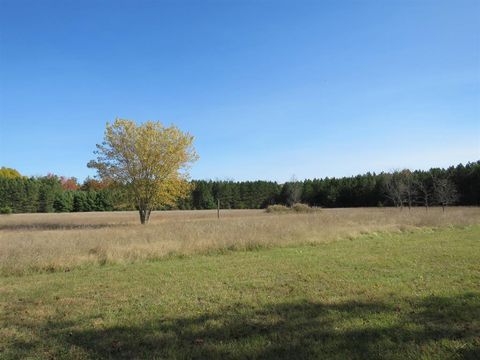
[6,293,480,359]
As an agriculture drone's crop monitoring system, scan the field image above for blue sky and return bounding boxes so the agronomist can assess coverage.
[0,0,479,182]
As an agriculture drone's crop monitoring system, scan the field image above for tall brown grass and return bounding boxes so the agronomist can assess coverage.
[1,207,479,276]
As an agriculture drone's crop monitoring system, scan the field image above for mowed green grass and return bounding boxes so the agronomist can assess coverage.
[1,226,479,359]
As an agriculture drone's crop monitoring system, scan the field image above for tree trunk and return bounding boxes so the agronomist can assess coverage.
[139,208,151,224]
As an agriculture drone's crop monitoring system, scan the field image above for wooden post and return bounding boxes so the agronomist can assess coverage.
[217,198,220,219]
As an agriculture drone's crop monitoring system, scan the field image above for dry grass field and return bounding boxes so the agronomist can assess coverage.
[1,207,480,359]
[1,207,479,276]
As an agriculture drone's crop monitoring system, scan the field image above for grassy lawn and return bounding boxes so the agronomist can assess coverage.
[1,225,479,359]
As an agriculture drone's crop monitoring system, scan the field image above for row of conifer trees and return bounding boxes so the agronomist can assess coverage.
[0,161,478,213]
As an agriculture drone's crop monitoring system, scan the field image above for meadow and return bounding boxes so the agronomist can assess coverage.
[0,207,479,276]
[1,208,479,359]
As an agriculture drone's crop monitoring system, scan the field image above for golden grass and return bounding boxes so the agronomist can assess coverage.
[1,207,479,276]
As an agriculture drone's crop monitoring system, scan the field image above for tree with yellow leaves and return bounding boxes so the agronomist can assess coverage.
[88,119,198,224]
[0,167,22,179]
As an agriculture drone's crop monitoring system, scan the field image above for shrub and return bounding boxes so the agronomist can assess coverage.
[0,206,13,214]
[265,204,290,213]
[292,203,315,213]
[265,204,315,213]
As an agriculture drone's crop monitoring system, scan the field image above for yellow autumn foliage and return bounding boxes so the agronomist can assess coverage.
[88,119,198,223]
[0,167,22,179]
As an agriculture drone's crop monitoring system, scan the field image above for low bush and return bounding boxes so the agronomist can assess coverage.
[0,206,13,215]
[292,203,315,213]
[266,203,315,213]
[265,204,290,213]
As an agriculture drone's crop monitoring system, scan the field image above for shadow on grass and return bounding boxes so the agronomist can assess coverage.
[6,293,480,359]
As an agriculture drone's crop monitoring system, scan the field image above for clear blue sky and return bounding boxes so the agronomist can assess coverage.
[0,0,479,182]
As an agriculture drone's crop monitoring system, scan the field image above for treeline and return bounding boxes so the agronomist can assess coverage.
[0,161,479,213]
[184,161,479,210]
[185,180,280,209]
[0,175,130,213]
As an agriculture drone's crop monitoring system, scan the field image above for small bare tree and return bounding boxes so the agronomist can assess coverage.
[401,170,416,210]
[286,175,303,207]
[384,171,406,209]
[414,177,433,211]
[433,177,458,212]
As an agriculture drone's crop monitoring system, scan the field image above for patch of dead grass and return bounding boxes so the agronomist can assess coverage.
[0,207,479,276]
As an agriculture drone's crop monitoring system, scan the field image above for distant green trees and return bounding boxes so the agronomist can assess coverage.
[188,180,280,210]
[0,174,124,213]
[0,161,479,213]
[180,162,479,209]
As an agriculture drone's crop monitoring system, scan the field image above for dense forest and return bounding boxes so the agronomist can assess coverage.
[0,161,479,213]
